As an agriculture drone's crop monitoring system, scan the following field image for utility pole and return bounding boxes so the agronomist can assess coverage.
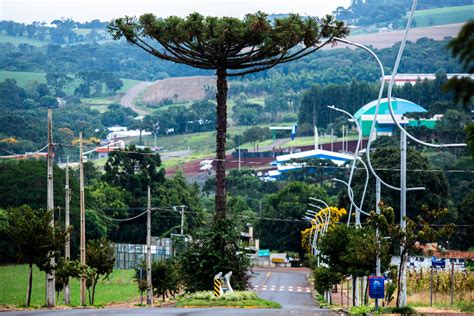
[399,129,407,307]
[146,186,153,305]
[64,156,71,305]
[46,108,55,307]
[79,132,86,306]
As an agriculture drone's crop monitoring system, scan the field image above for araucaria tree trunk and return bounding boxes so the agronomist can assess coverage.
[215,69,228,221]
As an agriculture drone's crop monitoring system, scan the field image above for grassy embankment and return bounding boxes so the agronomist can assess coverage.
[0,70,143,113]
[412,4,474,27]
[0,264,137,308]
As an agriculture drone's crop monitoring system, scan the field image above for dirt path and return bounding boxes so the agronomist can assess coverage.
[120,81,153,116]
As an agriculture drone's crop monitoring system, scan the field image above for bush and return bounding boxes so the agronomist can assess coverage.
[151,258,180,301]
[178,220,252,292]
[461,302,474,312]
[280,113,298,123]
[349,305,374,315]
[313,266,342,294]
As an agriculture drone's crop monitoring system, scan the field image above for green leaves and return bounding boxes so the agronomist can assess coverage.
[108,11,349,74]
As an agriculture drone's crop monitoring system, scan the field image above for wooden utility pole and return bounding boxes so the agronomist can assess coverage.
[64,156,71,305]
[146,186,153,305]
[79,132,86,305]
[46,108,55,307]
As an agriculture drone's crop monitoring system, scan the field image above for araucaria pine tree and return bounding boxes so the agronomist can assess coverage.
[109,12,348,221]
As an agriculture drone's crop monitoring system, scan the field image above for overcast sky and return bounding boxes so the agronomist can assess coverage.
[1,0,351,23]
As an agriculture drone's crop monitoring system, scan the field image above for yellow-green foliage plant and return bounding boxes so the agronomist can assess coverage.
[301,206,346,253]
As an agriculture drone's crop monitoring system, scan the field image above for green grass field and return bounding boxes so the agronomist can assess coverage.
[412,4,474,27]
[0,70,47,86]
[0,33,49,46]
[0,264,138,307]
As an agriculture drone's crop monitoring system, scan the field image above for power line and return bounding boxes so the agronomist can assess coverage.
[95,209,149,222]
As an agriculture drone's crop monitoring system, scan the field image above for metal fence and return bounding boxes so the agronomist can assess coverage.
[114,237,173,269]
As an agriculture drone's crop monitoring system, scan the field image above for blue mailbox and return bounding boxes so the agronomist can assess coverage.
[369,276,384,299]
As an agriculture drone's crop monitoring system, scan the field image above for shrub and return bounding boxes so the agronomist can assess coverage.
[191,291,257,301]
[178,220,252,292]
[349,305,374,315]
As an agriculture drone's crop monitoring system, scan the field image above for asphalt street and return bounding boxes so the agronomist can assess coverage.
[3,268,342,316]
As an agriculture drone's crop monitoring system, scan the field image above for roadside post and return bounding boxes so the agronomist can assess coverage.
[214,272,222,297]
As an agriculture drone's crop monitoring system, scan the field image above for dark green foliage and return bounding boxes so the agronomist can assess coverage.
[179,220,252,292]
[101,104,137,127]
[338,144,450,221]
[85,237,115,305]
[285,158,345,195]
[232,103,263,126]
[55,258,82,298]
[313,266,342,294]
[102,145,164,206]
[0,159,79,211]
[257,181,328,253]
[151,258,180,301]
[318,225,391,278]
[7,205,68,306]
[233,126,272,151]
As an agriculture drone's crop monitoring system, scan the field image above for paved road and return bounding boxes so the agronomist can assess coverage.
[4,268,341,316]
[258,138,291,151]
[120,81,153,116]
[251,267,339,315]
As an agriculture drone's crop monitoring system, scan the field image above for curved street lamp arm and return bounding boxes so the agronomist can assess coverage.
[332,178,370,217]
[385,0,466,149]
[308,203,329,233]
[333,37,424,192]
[309,198,331,232]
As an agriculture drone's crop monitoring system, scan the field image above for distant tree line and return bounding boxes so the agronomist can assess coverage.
[0,38,462,85]
[0,18,108,44]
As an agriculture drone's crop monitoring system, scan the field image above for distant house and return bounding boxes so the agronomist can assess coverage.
[383,73,474,86]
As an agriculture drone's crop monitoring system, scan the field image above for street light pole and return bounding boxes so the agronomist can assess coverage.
[376,178,381,310]
[399,130,407,307]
